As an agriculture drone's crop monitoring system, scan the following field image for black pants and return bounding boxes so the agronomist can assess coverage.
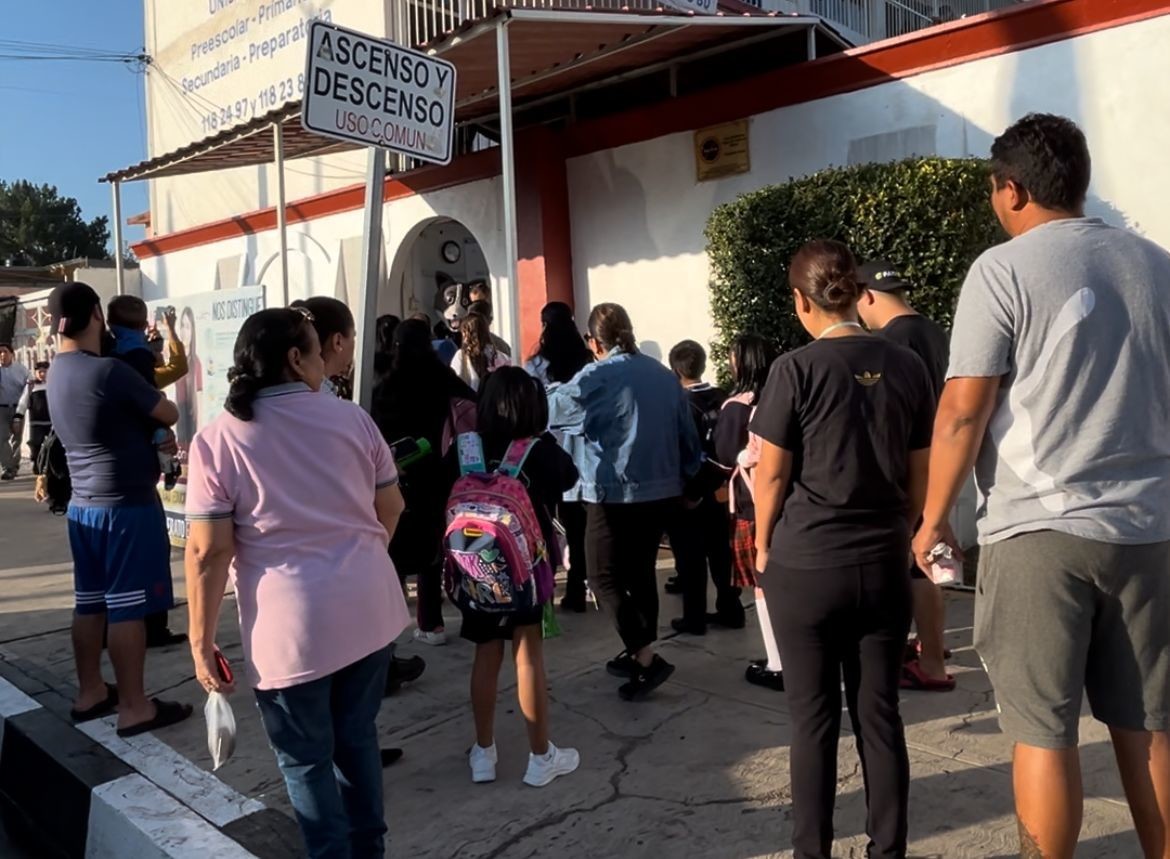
[763,559,913,859]
[28,425,49,475]
[666,495,738,622]
[558,501,588,602]
[585,500,673,654]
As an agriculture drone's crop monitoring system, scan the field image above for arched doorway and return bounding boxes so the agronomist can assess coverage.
[381,217,491,329]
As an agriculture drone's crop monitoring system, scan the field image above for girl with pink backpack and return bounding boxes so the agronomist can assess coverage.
[454,367,581,788]
[712,334,785,692]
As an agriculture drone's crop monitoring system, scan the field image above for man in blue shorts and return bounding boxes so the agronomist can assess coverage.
[47,282,192,736]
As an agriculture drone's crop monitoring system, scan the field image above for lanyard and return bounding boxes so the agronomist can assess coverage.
[817,321,864,339]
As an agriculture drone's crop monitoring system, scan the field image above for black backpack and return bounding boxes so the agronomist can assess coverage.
[687,388,726,459]
[36,429,71,515]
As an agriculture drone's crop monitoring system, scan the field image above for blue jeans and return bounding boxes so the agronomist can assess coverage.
[255,646,392,859]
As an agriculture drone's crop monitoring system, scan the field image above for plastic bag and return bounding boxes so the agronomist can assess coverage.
[541,601,561,640]
[205,691,236,771]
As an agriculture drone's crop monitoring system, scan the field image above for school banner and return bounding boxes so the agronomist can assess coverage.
[148,287,264,546]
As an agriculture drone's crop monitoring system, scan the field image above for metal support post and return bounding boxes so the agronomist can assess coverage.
[112,180,125,295]
[496,21,520,353]
[354,147,386,412]
[274,121,290,307]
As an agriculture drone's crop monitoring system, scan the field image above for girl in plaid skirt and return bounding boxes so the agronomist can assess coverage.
[713,334,785,692]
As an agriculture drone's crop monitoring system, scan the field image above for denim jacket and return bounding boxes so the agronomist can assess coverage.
[548,349,703,504]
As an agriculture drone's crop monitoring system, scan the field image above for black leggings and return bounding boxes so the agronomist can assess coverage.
[557,501,588,602]
[763,559,913,859]
[584,500,673,654]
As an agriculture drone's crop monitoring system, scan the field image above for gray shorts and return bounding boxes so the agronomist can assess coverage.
[975,531,1170,749]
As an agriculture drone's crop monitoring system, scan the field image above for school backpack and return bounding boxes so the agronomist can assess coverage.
[688,388,726,458]
[443,434,555,614]
[36,429,71,515]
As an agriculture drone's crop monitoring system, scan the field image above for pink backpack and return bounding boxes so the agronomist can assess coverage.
[443,434,555,614]
[722,392,762,516]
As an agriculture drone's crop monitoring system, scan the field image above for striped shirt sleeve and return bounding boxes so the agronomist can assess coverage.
[185,432,235,522]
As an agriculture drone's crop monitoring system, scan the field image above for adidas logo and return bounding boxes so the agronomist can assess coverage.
[854,371,882,387]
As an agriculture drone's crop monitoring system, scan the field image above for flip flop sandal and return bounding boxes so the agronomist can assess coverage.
[71,683,118,723]
[116,698,194,738]
[900,660,956,692]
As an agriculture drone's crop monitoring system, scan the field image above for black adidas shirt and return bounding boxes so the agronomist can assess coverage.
[876,314,950,395]
[750,335,936,569]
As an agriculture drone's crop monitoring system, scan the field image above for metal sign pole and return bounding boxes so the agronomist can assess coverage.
[111,180,125,295]
[496,21,520,353]
[354,147,386,411]
[273,122,290,307]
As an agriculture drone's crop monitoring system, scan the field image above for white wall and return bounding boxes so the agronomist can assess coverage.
[566,14,1170,361]
[143,0,389,234]
[139,175,505,330]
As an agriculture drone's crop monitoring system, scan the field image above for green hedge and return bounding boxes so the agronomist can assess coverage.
[705,157,1003,377]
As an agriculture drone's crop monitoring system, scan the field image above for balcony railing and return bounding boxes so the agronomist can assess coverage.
[796,0,1023,42]
[388,0,662,49]
[387,0,1027,65]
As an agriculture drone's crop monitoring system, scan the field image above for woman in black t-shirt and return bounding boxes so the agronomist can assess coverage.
[752,240,935,859]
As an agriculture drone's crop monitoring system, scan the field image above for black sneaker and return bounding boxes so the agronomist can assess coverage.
[670,617,706,636]
[606,651,637,678]
[146,630,188,648]
[663,576,684,595]
[385,655,426,696]
[0,471,15,481]
[381,748,404,767]
[619,655,675,701]
[706,608,746,630]
[745,663,784,692]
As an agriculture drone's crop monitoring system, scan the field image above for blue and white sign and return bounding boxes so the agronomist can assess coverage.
[301,20,457,164]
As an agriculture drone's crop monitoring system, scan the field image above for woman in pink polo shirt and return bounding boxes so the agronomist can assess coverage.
[184,307,410,859]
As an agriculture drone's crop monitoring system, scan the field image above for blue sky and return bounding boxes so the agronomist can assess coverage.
[1,1,149,251]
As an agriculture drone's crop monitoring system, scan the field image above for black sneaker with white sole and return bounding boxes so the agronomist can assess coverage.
[606,650,637,678]
[618,655,675,701]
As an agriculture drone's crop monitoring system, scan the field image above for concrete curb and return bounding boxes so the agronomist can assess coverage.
[0,662,299,858]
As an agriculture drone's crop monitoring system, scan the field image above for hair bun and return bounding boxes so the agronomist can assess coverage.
[227,367,254,385]
[823,275,859,307]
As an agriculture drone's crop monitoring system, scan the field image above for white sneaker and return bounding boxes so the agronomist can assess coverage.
[469,743,497,783]
[522,742,580,788]
[413,628,448,647]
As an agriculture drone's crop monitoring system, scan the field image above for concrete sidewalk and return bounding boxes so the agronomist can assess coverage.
[0,475,1144,858]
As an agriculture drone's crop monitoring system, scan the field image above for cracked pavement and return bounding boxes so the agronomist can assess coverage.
[0,475,1147,857]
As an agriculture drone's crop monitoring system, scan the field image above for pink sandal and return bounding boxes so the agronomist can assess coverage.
[900,660,956,692]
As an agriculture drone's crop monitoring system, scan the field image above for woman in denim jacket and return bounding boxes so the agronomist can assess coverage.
[548,303,702,701]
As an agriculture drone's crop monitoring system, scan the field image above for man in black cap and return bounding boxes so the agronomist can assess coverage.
[857,260,954,693]
[47,282,192,735]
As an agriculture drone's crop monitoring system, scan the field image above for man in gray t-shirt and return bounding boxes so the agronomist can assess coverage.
[913,114,1170,858]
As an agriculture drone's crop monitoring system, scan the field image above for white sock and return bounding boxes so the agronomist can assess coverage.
[755,591,783,672]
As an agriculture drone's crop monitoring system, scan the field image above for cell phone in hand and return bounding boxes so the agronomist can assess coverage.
[214,647,234,684]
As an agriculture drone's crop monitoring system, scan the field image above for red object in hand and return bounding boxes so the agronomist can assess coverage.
[214,648,234,684]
